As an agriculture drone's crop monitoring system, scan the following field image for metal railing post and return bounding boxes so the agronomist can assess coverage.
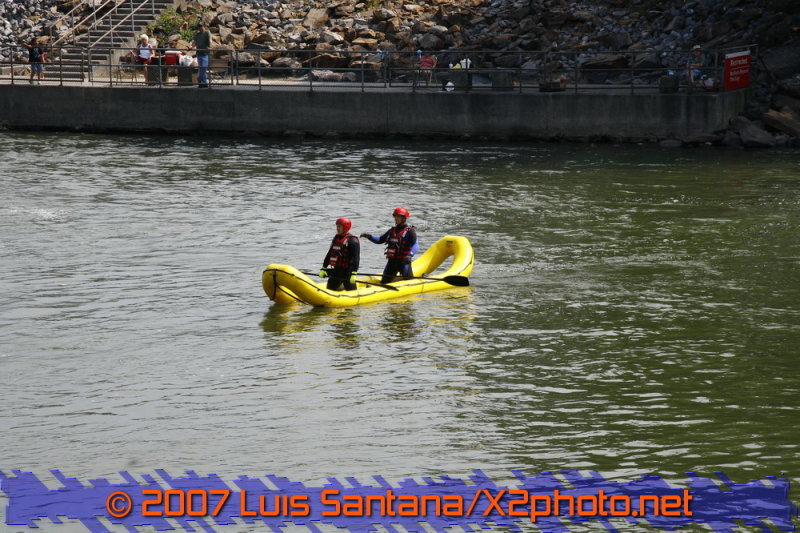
[630,52,634,95]
[11,46,15,85]
[412,52,416,93]
[309,51,313,92]
[381,49,387,89]
[361,53,364,92]
[574,57,578,93]
[59,47,64,86]
[109,50,112,87]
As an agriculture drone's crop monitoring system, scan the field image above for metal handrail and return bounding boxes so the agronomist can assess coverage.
[51,0,121,48]
[2,45,758,92]
[91,0,152,49]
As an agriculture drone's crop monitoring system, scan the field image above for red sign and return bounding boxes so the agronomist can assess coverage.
[724,50,751,91]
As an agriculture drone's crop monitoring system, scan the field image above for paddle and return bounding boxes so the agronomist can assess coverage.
[358,273,470,287]
[300,271,399,291]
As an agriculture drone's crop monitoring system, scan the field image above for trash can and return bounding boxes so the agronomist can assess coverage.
[659,75,679,93]
[449,69,472,91]
[178,66,197,86]
[491,71,514,91]
[146,57,167,85]
[539,80,566,92]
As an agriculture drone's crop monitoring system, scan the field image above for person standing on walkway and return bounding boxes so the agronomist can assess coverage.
[191,23,212,88]
[320,218,360,291]
[24,40,45,84]
[361,207,417,284]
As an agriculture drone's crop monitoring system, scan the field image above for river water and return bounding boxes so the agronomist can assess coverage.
[1,132,799,523]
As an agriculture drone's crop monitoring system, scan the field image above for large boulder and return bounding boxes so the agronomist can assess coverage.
[632,53,662,73]
[215,12,234,25]
[571,10,596,23]
[763,0,800,13]
[581,54,628,82]
[249,32,275,45]
[303,8,329,30]
[739,123,777,147]
[318,30,345,45]
[762,108,800,137]
[761,39,800,80]
[372,8,396,22]
[382,17,403,35]
[311,69,357,82]
[581,54,629,70]
[352,37,379,49]
[493,53,522,68]
[236,52,257,65]
[350,60,383,82]
[305,53,350,69]
[772,94,800,115]
[544,10,568,27]
[599,32,632,50]
[721,130,743,148]
[335,3,354,16]
[270,57,304,77]
[419,32,445,50]
[777,77,800,99]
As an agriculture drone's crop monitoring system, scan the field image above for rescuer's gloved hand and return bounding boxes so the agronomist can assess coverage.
[319,269,328,278]
[360,233,372,239]
[402,256,412,264]
[349,272,358,285]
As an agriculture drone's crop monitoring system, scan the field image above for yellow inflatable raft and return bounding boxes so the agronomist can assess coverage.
[262,235,474,307]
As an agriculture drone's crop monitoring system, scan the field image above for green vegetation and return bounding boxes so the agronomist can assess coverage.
[146,8,206,43]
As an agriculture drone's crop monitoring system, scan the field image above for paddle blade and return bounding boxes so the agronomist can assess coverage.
[443,275,470,287]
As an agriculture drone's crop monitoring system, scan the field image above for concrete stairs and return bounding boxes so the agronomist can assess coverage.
[46,0,183,82]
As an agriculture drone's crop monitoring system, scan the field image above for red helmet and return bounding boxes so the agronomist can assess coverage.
[335,217,352,233]
[393,207,410,218]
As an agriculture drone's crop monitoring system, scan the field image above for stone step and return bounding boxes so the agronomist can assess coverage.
[44,64,86,71]
[51,0,183,78]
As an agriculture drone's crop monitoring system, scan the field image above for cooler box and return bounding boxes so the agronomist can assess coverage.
[164,51,180,66]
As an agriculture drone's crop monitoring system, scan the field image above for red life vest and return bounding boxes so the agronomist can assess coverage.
[385,225,413,259]
[327,233,357,268]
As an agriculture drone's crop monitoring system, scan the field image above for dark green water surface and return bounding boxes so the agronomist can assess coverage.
[1,132,798,511]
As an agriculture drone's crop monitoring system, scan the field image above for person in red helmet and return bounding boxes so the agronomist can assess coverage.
[320,217,360,291]
[361,207,418,284]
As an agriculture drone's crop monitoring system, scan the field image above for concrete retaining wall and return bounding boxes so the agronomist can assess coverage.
[0,85,748,140]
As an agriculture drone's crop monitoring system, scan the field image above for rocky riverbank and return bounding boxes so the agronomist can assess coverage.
[0,0,73,55]
[3,0,800,146]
